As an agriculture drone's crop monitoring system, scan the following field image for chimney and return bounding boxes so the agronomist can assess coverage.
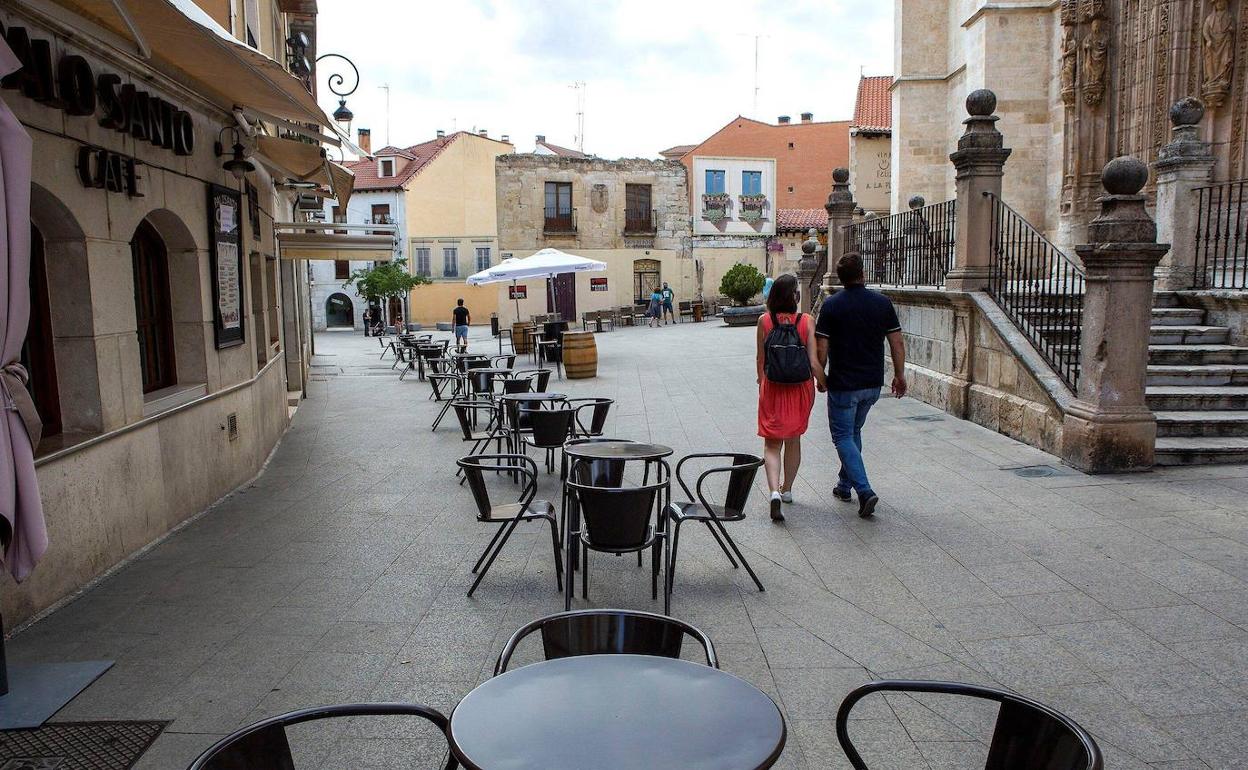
[800,112,813,123]
[501,134,510,143]
[478,128,488,137]
[356,128,371,154]
[777,115,790,125]
[536,134,546,144]
[436,129,445,139]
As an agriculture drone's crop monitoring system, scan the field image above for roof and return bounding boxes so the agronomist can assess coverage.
[659,144,696,159]
[851,75,893,134]
[345,131,510,191]
[536,140,588,158]
[776,209,828,232]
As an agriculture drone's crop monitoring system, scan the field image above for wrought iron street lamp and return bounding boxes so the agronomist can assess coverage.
[316,53,359,134]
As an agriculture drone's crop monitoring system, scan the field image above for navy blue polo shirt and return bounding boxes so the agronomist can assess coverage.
[815,285,901,392]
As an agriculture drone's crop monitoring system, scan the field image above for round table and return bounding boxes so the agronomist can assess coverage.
[449,654,786,770]
[563,441,672,462]
[498,392,567,404]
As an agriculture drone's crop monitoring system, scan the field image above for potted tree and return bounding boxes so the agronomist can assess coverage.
[718,263,767,326]
[345,260,430,332]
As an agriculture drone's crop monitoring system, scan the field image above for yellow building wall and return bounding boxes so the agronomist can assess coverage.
[694,246,768,304]
[409,283,499,327]
[405,134,512,241]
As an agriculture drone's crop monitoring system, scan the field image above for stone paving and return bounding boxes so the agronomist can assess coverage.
[9,322,1248,769]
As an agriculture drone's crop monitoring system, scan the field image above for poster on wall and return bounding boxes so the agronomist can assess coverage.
[208,184,245,348]
[590,277,608,292]
[509,285,528,300]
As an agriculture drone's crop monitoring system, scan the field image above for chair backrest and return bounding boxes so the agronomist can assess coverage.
[675,453,763,517]
[187,703,455,770]
[468,369,496,396]
[568,480,661,550]
[456,454,537,522]
[491,354,515,369]
[451,400,496,441]
[493,609,719,674]
[522,408,575,448]
[570,398,613,436]
[836,680,1102,770]
[501,377,532,395]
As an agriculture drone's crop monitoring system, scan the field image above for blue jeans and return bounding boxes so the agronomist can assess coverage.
[827,388,881,496]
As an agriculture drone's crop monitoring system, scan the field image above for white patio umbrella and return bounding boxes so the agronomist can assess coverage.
[466,248,607,319]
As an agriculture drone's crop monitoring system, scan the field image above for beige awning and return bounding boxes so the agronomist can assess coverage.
[275,222,398,261]
[256,135,354,208]
[50,0,331,129]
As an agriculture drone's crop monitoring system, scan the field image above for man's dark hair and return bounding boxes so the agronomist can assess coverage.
[836,254,865,286]
[765,273,799,314]
[457,298,464,306]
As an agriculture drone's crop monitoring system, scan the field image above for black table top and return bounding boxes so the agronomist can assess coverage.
[469,367,513,375]
[564,441,673,460]
[449,655,786,770]
[499,392,566,402]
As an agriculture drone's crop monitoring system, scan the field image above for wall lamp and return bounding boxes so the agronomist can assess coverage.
[214,126,255,181]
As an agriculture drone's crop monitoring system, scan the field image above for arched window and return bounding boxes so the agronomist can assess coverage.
[633,258,661,303]
[131,220,177,393]
[21,223,61,438]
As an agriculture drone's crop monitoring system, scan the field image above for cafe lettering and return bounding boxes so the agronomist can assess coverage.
[0,23,195,156]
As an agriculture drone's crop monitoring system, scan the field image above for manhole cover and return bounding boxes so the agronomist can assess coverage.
[1010,465,1066,478]
[903,414,944,422]
[0,722,167,770]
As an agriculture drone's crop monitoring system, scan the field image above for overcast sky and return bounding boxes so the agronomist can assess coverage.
[315,0,892,159]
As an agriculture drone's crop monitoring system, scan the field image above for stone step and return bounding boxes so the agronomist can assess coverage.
[1155,437,1248,466]
[1153,291,1183,308]
[1154,411,1248,437]
[1149,344,1248,365]
[1147,364,1248,386]
[1149,325,1230,345]
[1146,385,1248,411]
[1150,307,1206,326]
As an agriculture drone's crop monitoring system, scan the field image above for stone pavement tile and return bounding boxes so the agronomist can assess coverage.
[891,563,1001,611]
[1006,590,1116,627]
[1029,683,1199,764]
[1118,604,1244,644]
[960,634,1101,690]
[881,691,996,743]
[755,627,861,669]
[1042,558,1190,610]
[246,603,349,639]
[915,741,990,768]
[1130,557,1245,594]
[791,717,921,770]
[1160,709,1248,769]
[342,574,441,622]
[1045,619,1184,673]
[1171,536,1248,563]
[312,737,452,770]
[315,621,419,653]
[1100,662,1248,718]
[1188,588,1248,627]
[50,661,189,721]
[1067,524,1184,562]
[1124,516,1218,543]
[152,669,280,733]
[275,651,392,693]
[771,667,880,720]
[132,731,222,770]
[1172,636,1248,696]
[966,560,1073,597]
[928,602,1040,641]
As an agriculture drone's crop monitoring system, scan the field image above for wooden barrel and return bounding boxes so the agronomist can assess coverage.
[512,321,532,354]
[562,331,598,379]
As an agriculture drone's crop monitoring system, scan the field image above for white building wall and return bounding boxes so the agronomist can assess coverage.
[691,157,777,237]
[313,189,405,330]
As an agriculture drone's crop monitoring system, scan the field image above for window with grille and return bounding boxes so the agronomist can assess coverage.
[625,184,653,231]
[443,246,459,277]
[544,182,573,231]
[475,246,491,271]
[414,247,431,277]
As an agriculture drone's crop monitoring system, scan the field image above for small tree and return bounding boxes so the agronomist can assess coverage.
[345,260,430,323]
[719,263,766,306]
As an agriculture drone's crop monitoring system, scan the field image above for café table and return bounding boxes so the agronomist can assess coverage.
[448,654,786,770]
[561,441,672,570]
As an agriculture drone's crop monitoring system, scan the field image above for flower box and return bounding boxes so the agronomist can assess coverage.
[702,192,731,223]
[738,194,768,222]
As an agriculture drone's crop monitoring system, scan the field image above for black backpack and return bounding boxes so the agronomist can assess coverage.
[763,312,811,384]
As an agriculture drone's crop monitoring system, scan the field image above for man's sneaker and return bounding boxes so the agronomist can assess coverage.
[780,490,794,504]
[832,487,852,502]
[769,493,785,521]
[857,493,879,518]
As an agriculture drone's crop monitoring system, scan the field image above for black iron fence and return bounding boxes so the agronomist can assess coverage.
[846,200,956,288]
[1194,179,1247,289]
[985,192,1086,392]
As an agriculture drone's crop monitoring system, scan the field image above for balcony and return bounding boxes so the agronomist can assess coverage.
[738,194,769,223]
[624,208,658,235]
[701,193,731,223]
[544,207,577,234]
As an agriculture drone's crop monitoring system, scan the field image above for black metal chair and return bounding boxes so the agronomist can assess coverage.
[565,479,668,614]
[501,377,532,396]
[519,407,576,473]
[457,454,563,597]
[490,354,515,370]
[567,397,613,438]
[186,702,457,770]
[836,680,1103,770]
[429,367,464,431]
[512,368,551,393]
[535,339,562,379]
[665,453,766,594]
[452,401,507,483]
[467,369,500,400]
[493,609,718,675]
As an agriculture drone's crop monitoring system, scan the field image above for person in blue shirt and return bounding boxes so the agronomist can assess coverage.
[814,254,907,518]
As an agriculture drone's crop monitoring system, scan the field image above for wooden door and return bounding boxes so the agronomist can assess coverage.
[131,221,177,393]
[547,273,576,322]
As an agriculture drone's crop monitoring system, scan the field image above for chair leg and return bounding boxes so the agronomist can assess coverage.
[548,518,563,592]
[663,535,671,616]
[667,520,683,594]
[581,543,589,599]
[472,522,508,574]
[432,399,454,431]
[564,529,574,611]
[713,520,765,592]
[704,520,739,568]
[651,542,659,600]
[468,516,523,597]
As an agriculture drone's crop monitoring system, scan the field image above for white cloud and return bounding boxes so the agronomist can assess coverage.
[314,0,893,158]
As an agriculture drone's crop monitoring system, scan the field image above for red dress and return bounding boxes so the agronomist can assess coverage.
[757,312,816,440]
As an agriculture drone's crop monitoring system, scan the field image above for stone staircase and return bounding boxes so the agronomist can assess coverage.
[1148,292,1248,465]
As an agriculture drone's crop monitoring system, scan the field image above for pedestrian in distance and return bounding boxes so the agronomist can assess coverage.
[757,274,826,522]
[647,287,662,328]
[661,282,676,325]
[453,298,471,352]
[362,308,372,336]
[815,254,907,518]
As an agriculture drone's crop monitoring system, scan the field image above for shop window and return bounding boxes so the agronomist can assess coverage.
[21,223,61,438]
[131,221,177,393]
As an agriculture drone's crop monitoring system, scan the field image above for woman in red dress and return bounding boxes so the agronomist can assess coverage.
[756,274,826,521]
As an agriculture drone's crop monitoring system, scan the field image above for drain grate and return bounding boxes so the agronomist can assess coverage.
[1009,464,1069,478]
[902,414,945,423]
[0,721,168,770]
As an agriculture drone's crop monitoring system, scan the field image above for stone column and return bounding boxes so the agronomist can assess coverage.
[1153,98,1215,291]
[821,167,855,297]
[1062,158,1170,473]
[945,90,1012,292]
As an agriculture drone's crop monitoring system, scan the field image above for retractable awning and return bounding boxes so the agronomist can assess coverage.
[256,136,354,208]
[275,222,397,261]
[49,0,331,129]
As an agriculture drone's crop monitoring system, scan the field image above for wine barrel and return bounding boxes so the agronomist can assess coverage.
[562,331,598,379]
[512,321,532,354]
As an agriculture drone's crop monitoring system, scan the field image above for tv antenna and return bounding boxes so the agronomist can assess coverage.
[570,81,586,152]
[737,34,769,116]
[378,83,391,146]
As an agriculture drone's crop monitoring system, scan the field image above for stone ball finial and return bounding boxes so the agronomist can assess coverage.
[908,194,926,210]
[802,237,817,256]
[832,167,849,184]
[966,89,997,117]
[1169,97,1205,127]
[1102,156,1149,196]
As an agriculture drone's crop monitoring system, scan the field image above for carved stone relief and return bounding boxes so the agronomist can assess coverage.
[1080,0,1107,22]
[1061,28,1079,106]
[1082,18,1109,106]
[1202,0,1236,108]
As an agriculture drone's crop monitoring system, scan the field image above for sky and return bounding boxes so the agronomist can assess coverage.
[314,0,893,159]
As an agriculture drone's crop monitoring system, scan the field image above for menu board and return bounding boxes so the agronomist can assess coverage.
[208,184,245,348]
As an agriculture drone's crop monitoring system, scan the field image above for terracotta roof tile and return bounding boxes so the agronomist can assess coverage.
[345,133,466,190]
[659,144,696,159]
[776,208,828,232]
[537,140,588,158]
[852,75,893,133]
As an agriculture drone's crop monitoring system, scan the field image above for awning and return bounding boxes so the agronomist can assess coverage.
[256,135,354,208]
[275,222,397,261]
[49,0,331,129]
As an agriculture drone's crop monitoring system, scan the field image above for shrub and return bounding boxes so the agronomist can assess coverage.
[719,263,766,306]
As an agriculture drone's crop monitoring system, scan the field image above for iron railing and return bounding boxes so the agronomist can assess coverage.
[985,192,1086,392]
[543,206,577,234]
[846,200,956,288]
[624,208,657,234]
[1194,179,1247,289]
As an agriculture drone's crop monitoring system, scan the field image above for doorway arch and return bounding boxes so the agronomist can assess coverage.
[326,292,355,328]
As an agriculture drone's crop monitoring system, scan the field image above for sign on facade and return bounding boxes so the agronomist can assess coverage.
[208,184,245,348]
[590,277,608,292]
[509,285,527,300]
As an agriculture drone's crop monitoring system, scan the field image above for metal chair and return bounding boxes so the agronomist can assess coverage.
[493,609,718,675]
[186,702,457,770]
[490,354,516,370]
[535,339,562,379]
[452,401,508,483]
[457,454,563,597]
[519,407,576,473]
[565,479,668,614]
[501,377,532,396]
[836,680,1103,770]
[567,397,613,438]
[665,453,766,594]
[678,300,694,322]
[512,368,551,393]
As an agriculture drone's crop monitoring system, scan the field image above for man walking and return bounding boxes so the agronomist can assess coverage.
[452,298,471,352]
[815,254,906,518]
[660,282,676,325]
